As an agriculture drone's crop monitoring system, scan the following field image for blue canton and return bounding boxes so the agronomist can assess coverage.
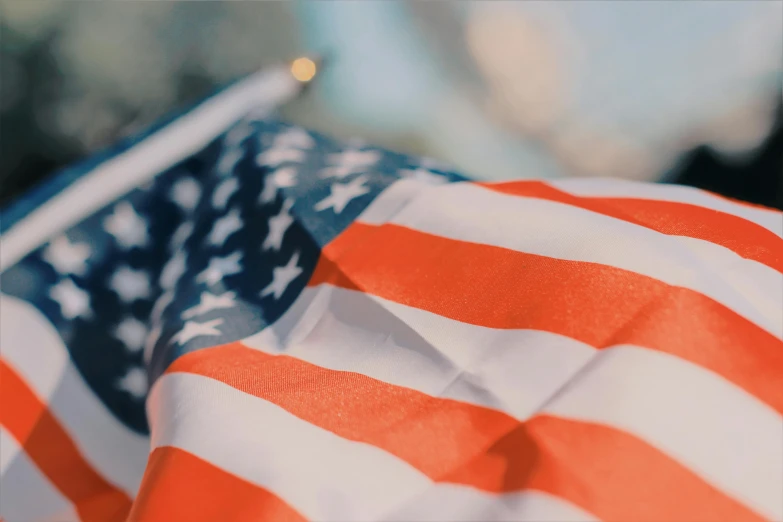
[0,117,466,434]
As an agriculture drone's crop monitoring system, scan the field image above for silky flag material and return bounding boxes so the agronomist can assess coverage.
[1,64,782,522]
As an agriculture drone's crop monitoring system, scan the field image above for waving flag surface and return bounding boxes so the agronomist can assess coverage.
[1,66,782,522]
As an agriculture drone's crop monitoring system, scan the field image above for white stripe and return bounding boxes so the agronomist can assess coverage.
[362,182,782,338]
[0,428,79,522]
[357,178,432,224]
[0,294,149,496]
[541,346,783,522]
[243,285,595,420]
[245,285,782,519]
[0,294,69,399]
[148,372,431,522]
[0,425,21,477]
[550,177,783,237]
[382,486,598,522]
[0,66,301,271]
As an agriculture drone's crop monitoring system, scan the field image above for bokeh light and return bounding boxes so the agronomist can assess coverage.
[290,57,317,83]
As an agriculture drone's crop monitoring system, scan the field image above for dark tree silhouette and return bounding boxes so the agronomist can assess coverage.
[671,95,783,210]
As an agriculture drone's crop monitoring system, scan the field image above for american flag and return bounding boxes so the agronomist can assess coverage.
[1,64,782,522]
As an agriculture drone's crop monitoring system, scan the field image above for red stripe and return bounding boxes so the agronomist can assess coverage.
[168,343,516,481]
[309,223,783,414]
[0,359,132,522]
[128,446,305,522]
[482,180,783,273]
[446,415,764,522]
[168,343,763,521]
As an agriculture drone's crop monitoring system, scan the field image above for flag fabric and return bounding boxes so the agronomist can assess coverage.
[1,67,782,522]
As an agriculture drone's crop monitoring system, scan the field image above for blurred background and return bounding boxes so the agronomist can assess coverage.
[1,1,781,209]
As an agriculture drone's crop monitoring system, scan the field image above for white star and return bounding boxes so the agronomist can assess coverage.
[319,164,361,179]
[114,317,148,353]
[143,325,161,365]
[217,147,244,176]
[182,291,237,320]
[262,199,294,252]
[159,251,187,290]
[171,318,224,345]
[208,208,243,246]
[314,175,371,214]
[212,177,239,209]
[117,366,147,399]
[327,149,380,170]
[170,177,201,212]
[197,252,243,286]
[169,221,193,251]
[42,235,90,275]
[103,202,149,249]
[259,167,297,204]
[261,251,303,300]
[50,278,91,319]
[256,147,306,168]
[109,266,151,303]
[399,168,448,185]
[274,127,314,149]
